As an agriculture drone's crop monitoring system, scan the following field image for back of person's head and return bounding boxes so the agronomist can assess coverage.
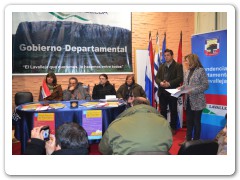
[56,122,89,149]
[164,49,173,56]
[99,74,108,80]
[46,72,57,85]
[132,97,150,106]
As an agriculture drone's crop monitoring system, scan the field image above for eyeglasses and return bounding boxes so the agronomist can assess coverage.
[99,78,106,80]
[69,82,77,85]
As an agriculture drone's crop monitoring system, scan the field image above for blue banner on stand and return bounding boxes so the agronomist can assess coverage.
[192,30,227,140]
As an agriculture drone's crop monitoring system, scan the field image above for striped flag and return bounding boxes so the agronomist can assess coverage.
[145,32,154,106]
[177,31,184,128]
[40,79,51,100]
[154,32,161,105]
[177,31,183,63]
[161,32,166,63]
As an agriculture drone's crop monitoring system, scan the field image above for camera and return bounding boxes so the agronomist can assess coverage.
[40,126,50,141]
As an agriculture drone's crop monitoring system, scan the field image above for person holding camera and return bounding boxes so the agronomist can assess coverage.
[24,122,89,155]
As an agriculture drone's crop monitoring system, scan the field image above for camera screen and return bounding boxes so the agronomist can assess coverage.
[43,129,49,140]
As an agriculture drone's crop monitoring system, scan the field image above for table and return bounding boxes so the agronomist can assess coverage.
[14,100,126,154]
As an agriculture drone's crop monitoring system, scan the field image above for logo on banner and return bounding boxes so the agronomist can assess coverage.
[204,38,220,56]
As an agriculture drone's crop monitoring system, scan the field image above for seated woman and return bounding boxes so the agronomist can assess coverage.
[92,74,116,99]
[116,75,146,101]
[39,72,63,101]
[63,77,91,101]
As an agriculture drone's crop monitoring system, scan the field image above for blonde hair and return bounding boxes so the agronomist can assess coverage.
[184,54,203,68]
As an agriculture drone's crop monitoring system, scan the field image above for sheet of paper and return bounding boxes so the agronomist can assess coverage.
[165,89,180,94]
[165,86,195,98]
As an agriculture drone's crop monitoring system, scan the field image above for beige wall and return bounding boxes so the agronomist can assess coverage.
[12,12,195,110]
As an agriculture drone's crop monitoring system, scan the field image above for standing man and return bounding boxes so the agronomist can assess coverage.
[155,49,183,135]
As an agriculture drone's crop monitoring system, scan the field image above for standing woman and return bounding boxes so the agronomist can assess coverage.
[180,54,209,141]
[39,72,63,101]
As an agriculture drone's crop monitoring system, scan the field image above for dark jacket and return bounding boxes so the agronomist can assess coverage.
[39,84,63,101]
[116,83,146,100]
[155,60,183,96]
[24,138,88,155]
[92,81,116,99]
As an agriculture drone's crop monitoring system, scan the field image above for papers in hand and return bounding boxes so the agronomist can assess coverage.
[165,86,194,98]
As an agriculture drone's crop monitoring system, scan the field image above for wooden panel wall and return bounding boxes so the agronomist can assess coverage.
[12,12,194,110]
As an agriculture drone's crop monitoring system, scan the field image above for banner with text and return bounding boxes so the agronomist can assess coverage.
[12,12,132,74]
[192,30,227,139]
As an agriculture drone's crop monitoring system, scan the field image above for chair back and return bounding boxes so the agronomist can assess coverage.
[82,84,90,93]
[15,92,33,106]
[178,140,219,155]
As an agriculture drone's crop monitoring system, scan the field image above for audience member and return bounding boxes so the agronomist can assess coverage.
[63,77,91,100]
[92,74,116,99]
[179,54,209,143]
[24,122,89,155]
[39,72,63,101]
[98,98,172,155]
[215,114,227,155]
[116,75,146,101]
[155,49,183,135]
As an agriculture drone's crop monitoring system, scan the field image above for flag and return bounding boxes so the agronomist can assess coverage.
[177,31,184,129]
[161,32,166,63]
[177,31,182,63]
[145,32,154,106]
[40,79,51,100]
[154,32,161,105]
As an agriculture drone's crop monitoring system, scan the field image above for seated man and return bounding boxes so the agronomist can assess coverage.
[63,77,91,100]
[99,98,173,155]
[24,122,89,155]
[92,74,116,100]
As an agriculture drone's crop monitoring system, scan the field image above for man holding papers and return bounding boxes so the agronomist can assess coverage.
[155,49,183,135]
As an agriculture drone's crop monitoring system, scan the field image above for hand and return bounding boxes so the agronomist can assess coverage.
[160,80,170,88]
[160,80,166,87]
[31,126,44,140]
[165,81,170,88]
[69,86,75,91]
[127,96,134,104]
[45,134,56,155]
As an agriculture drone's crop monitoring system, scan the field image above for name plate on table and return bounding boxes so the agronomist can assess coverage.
[70,100,79,108]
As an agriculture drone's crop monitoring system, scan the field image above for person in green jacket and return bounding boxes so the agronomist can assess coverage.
[99,97,173,155]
